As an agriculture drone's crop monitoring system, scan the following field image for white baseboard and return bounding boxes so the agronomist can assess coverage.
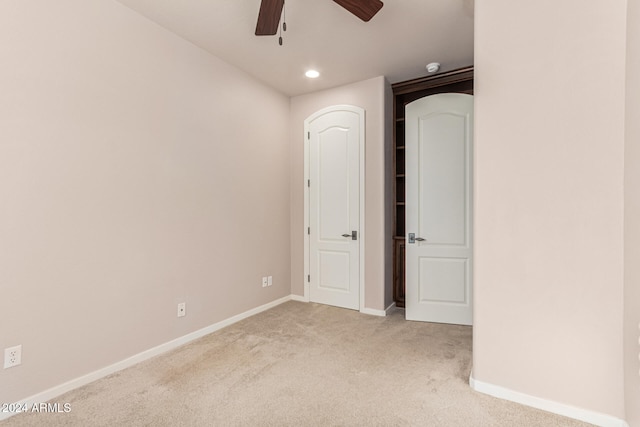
[385,302,397,316]
[290,294,308,303]
[359,307,385,316]
[288,295,395,318]
[469,374,629,427]
[358,302,397,317]
[0,295,294,422]
[360,303,394,317]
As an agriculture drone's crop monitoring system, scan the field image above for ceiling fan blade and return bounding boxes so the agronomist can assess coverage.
[333,0,383,22]
[255,0,284,36]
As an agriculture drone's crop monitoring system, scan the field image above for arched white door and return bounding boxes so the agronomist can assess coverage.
[405,93,473,325]
[304,105,364,310]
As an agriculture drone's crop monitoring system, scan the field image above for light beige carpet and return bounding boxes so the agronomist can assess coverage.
[2,301,593,426]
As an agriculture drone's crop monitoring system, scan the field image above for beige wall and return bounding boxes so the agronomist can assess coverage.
[474,0,626,419]
[5,0,636,421]
[625,0,640,424]
[289,77,392,311]
[0,0,290,405]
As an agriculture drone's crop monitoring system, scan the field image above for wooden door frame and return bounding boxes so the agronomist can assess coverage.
[303,105,366,311]
[391,66,474,307]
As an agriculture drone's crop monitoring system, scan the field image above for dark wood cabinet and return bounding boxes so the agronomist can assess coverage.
[393,237,406,305]
[391,66,474,308]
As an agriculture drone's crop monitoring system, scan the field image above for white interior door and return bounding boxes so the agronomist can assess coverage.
[405,93,473,325]
[306,106,363,311]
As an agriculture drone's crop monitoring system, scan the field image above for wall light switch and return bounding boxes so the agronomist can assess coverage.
[268,276,273,286]
[262,277,268,287]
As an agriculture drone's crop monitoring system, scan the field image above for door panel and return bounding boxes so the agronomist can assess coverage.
[419,113,467,246]
[318,128,351,241]
[318,250,351,292]
[307,106,362,310]
[419,257,468,303]
[406,93,473,325]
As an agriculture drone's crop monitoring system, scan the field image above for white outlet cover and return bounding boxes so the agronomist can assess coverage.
[268,276,273,286]
[262,277,268,287]
[4,345,22,369]
[177,303,186,318]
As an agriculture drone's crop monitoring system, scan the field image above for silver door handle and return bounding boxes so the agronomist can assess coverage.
[341,231,357,240]
[408,233,426,244]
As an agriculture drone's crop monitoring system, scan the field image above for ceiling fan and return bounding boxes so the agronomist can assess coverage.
[255,0,384,36]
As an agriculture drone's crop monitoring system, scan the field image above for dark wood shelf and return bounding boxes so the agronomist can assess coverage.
[396,174,405,178]
[396,146,405,150]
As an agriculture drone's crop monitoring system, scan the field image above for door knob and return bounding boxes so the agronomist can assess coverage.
[408,233,426,244]
[341,231,357,240]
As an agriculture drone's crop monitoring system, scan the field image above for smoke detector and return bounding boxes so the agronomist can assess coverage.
[426,62,441,73]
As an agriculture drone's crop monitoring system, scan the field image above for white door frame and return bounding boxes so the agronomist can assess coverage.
[303,105,366,311]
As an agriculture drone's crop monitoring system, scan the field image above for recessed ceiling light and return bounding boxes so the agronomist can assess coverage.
[305,70,320,79]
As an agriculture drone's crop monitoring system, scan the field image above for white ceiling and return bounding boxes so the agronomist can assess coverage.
[115,0,474,96]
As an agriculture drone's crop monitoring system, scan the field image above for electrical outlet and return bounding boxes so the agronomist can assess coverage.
[262,277,268,287]
[177,302,186,318]
[4,345,22,369]
[268,276,273,286]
